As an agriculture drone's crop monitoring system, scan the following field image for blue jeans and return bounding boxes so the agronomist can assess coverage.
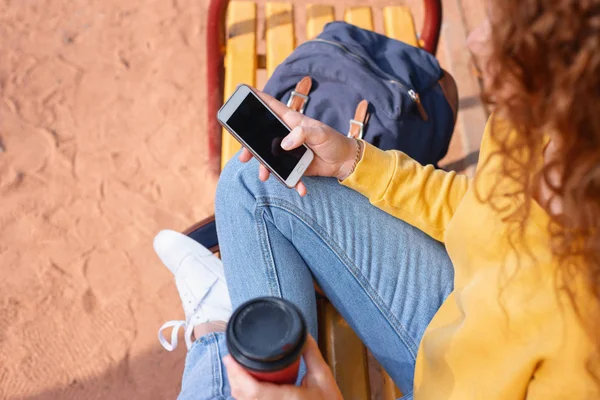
[178,157,454,400]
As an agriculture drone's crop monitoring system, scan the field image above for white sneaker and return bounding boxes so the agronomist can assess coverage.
[154,230,232,351]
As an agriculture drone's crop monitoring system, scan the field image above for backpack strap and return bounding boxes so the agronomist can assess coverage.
[286,76,312,114]
[438,70,458,124]
[348,100,369,139]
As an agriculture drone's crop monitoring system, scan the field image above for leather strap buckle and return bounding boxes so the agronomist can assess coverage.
[348,100,369,139]
[348,119,364,139]
[286,91,309,114]
[287,77,312,114]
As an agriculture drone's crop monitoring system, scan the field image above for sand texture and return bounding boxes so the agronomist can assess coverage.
[0,0,486,398]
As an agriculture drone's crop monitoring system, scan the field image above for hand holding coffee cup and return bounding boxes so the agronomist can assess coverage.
[226,297,306,384]
[223,297,343,400]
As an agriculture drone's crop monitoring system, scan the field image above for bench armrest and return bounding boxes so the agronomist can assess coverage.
[184,215,219,253]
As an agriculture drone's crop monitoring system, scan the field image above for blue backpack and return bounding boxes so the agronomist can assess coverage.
[263,22,458,166]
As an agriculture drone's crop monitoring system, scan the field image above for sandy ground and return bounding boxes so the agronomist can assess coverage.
[0,0,485,399]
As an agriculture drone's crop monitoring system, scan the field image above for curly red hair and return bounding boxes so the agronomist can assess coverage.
[482,0,600,379]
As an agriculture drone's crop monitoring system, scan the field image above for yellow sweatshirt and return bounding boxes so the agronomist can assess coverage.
[342,118,598,398]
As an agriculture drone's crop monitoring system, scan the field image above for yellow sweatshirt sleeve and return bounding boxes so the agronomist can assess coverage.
[341,141,470,242]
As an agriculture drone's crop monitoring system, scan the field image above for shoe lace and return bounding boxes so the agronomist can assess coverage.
[158,320,196,351]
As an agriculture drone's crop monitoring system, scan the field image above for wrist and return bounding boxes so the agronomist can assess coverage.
[336,138,364,181]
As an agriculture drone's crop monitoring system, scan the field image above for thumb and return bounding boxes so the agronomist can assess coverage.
[301,336,343,400]
[302,335,332,377]
[281,126,308,150]
[281,125,329,151]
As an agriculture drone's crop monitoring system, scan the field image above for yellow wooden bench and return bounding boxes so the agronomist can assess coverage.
[202,2,443,397]
[220,3,421,170]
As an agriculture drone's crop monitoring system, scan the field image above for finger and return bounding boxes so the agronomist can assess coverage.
[281,126,307,151]
[253,89,304,128]
[296,181,307,197]
[301,336,343,399]
[224,356,299,400]
[238,148,253,163]
[301,375,309,387]
[259,164,270,181]
[224,356,262,399]
[302,335,330,376]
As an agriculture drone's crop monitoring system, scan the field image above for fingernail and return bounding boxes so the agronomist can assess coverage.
[281,136,293,149]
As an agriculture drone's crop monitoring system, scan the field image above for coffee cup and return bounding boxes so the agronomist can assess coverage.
[226,297,307,384]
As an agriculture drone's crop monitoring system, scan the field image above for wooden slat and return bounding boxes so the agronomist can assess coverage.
[383,6,419,47]
[344,7,373,31]
[318,299,370,400]
[222,1,257,169]
[382,370,403,399]
[265,2,295,78]
[306,4,334,39]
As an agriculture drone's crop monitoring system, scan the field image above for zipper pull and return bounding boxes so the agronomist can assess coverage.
[409,90,429,121]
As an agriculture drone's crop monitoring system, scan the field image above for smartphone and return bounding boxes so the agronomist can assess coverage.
[217,85,314,188]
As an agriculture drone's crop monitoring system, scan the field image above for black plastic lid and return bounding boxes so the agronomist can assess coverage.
[226,297,307,372]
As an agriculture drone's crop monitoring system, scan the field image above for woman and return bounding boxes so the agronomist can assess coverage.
[156,0,600,398]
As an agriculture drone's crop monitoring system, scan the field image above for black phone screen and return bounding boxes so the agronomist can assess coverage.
[226,92,307,179]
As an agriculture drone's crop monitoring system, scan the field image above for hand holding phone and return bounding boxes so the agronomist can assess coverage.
[218,85,314,189]
[218,85,361,196]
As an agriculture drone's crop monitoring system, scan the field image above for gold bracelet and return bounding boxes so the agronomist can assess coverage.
[348,138,362,177]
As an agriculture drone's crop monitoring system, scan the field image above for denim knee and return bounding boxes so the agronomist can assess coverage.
[215,155,257,217]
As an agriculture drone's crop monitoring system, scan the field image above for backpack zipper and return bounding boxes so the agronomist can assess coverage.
[408,90,428,121]
[308,38,429,121]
